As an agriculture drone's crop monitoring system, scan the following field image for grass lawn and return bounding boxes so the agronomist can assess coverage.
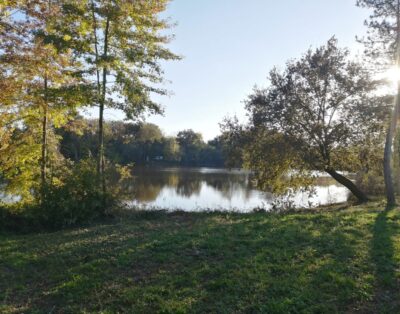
[1,202,400,313]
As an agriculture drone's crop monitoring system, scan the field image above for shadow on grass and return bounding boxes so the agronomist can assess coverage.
[0,208,392,313]
[370,206,400,313]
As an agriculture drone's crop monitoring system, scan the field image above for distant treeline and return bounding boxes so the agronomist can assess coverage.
[59,117,227,168]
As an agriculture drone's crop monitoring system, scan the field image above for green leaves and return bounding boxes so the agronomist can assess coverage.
[62,0,179,118]
[223,39,388,200]
[0,0,93,200]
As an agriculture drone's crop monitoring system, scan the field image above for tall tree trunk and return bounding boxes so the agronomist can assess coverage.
[98,98,105,179]
[98,16,110,202]
[91,1,109,203]
[91,0,102,174]
[384,0,400,206]
[98,99,106,201]
[325,168,368,203]
[41,76,48,200]
[383,88,400,206]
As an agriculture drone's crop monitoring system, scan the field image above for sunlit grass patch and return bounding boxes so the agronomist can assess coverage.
[1,203,400,313]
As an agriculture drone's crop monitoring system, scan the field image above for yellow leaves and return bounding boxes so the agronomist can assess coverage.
[51,110,70,129]
[63,34,72,42]
[78,20,90,34]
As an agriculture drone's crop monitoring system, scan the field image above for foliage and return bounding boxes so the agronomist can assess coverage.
[222,38,389,201]
[245,129,314,194]
[0,0,179,217]
[68,0,181,118]
[356,0,400,205]
[163,136,181,162]
[0,127,42,201]
[355,131,389,196]
[58,0,180,190]
[34,160,112,229]
[59,118,227,167]
[0,158,135,232]
[219,116,247,169]
[176,130,206,165]
[357,0,400,65]
[0,1,90,200]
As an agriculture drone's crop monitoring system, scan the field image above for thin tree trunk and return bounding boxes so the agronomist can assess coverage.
[91,1,109,202]
[98,16,110,201]
[384,0,400,206]
[383,88,400,206]
[325,168,368,203]
[41,76,48,199]
[90,0,102,174]
[99,99,105,197]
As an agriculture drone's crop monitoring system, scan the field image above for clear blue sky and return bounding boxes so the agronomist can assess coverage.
[97,0,370,141]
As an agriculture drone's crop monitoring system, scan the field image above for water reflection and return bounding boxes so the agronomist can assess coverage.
[120,167,350,212]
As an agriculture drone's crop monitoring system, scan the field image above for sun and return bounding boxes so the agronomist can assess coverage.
[386,67,400,85]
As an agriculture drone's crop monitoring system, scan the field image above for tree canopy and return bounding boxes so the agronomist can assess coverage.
[59,119,226,167]
[222,38,390,202]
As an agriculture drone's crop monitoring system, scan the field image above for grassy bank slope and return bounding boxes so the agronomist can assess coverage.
[1,203,400,313]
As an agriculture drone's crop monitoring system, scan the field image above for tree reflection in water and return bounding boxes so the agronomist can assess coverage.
[121,167,251,201]
[117,167,350,211]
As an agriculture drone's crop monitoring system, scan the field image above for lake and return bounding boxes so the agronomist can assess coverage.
[122,167,350,212]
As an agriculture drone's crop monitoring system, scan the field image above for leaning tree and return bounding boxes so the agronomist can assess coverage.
[224,38,389,203]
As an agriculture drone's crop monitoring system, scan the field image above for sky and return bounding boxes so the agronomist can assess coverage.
[89,0,371,141]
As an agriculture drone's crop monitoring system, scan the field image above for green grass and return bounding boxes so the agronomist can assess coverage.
[1,202,400,313]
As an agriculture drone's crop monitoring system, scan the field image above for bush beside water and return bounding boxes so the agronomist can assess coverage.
[0,160,119,232]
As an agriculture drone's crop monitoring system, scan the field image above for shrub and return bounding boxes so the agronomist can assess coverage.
[0,204,36,233]
[35,160,116,229]
[1,160,131,232]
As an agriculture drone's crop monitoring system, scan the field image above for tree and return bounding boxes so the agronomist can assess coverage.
[0,1,86,200]
[177,130,204,166]
[163,137,181,162]
[223,39,389,202]
[198,137,224,167]
[135,123,163,162]
[220,116,247,169]
[357,0,400,205]
[59,117,98,161]
[57,120,230,167]
[60,0,180,198]
[136,123,163,144]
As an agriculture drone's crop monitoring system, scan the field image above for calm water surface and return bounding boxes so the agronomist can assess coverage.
[123,167,349,212]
